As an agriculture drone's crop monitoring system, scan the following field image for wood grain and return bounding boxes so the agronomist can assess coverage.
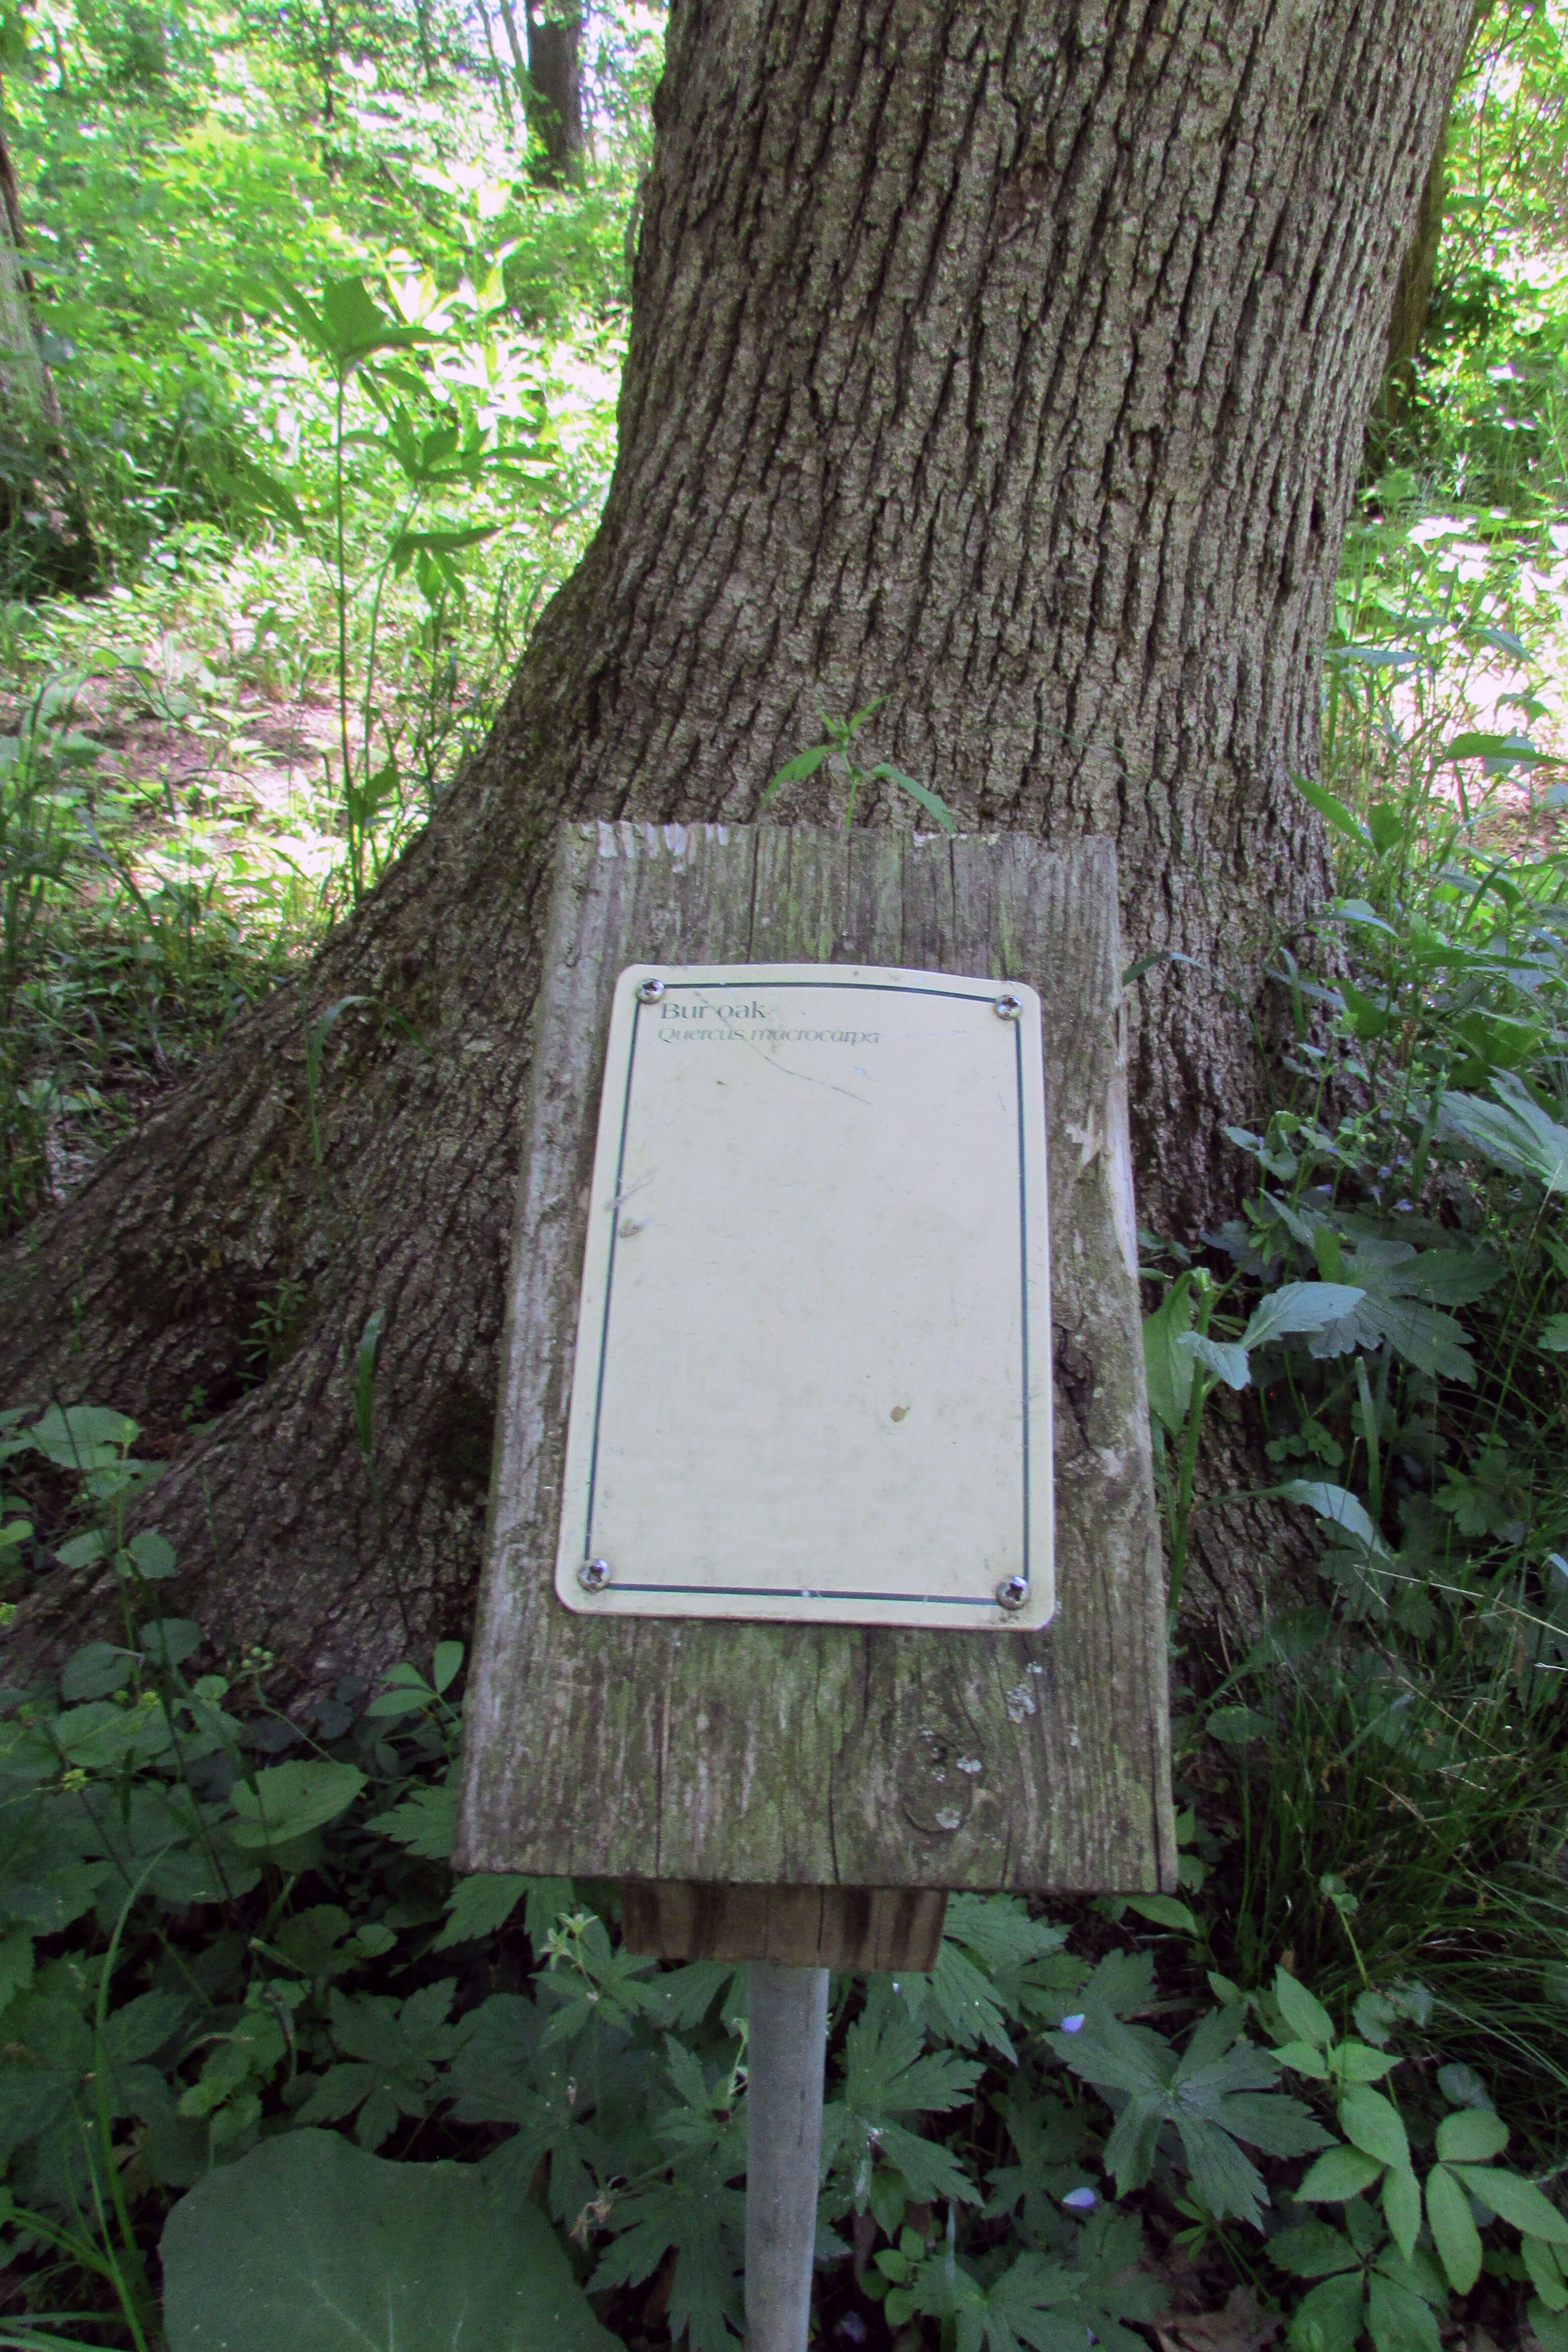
[455,823,1174,1894]
[622,1884,948,1970]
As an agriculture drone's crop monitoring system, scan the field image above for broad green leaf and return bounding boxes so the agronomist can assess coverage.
[1434,2108,1507,2164]
[1339,979,1391,1040]
[1523,2236,1568,2313]
[1382,2163,1420,2262]
[227,1762,366,1850]
[587,2146,746,2352]
[1273,2040,1331,2080]
[1142,1280,1196,1434]
[1275,1968,1335,2052]
[1541,1314,1568,1353]
[1278,1481,1383,1552]
[1118,1894,1196,1935]
[1437,1084,1568,1194]
[141,1619,202,1668]
[762,742,831,800]
[1449,2165,1568,2243]
[1175,1332,1251,1389]
[1176,2114,1271,2228]
[1048,2010,1170,2097]
[1365,804,1405,855]
[1376,1247,1503,1308]
[218,449,309,533]
[368,1783,456,1860]
[1340,2087,1410,2174]
[54,1530,106,1570]
[162,2130,615,2352]
[1337,2043,1401,2085]
[0,1926,35,2016]
[1425,2164,1482,2295]
[127,1531,177,1580]
[1243,1283,1367,1350]
[434,1874,528,1950]
[61,1642,132,1701]
[431,1641,464,1694]
[1297,2145,1386,2202]
[1365,2272,1441,2352]
[1530,2297,1568,2352]
[1442,729,1543,772]
[389,524,499,565]
[1207,1705,1271,1746]
[1100,2093,1163,2198]
[868,765,959,835]
[1357,1294,1475,1385]
[316,274,436,367]
[365,1685,432,1718]
[28,1403,138,1469]
[1287,2268,1364,2352]
[1294,775,1371,847]
[913,1935,1018,2060]
[1267,2218,1359,2279]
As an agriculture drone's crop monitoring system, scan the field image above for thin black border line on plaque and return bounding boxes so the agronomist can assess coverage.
[580,977,1034,1610]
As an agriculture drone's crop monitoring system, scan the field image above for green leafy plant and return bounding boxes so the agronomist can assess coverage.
[160,2129,617,2352]
[762,702,958,834]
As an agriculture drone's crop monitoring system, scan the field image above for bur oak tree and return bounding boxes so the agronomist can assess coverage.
[4,0,1475,1678]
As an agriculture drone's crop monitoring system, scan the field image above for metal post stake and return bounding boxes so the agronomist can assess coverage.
[746,1960,829,2352]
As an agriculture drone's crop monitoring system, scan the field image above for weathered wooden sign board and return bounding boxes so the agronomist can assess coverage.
[455,823,1174,1959]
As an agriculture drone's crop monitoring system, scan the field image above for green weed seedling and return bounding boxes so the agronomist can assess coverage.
[762,702,958,834]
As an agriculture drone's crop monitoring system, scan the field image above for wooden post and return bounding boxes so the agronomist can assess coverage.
[746,1962,830,2352]
[455,821,1174,2340]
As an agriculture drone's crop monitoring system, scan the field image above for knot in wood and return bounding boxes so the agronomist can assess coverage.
[900,1717,985,1836]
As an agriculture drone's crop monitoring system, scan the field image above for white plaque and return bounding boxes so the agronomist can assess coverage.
[554,964,1053,1629]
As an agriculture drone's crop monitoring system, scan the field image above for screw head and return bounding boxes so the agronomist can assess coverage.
[994,992,1022,1019]
[578,1558,611,1592]
[635,976,665,1003]
[995,1574,1030,1612]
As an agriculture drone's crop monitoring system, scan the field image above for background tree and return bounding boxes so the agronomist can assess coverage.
[494,0,585,180]
[524,0,583,182]
[2,0,1476,1681]
[0,57,93,593]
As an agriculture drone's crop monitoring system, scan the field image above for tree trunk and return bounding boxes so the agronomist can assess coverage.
[1369,130,1447,438]
[524,0,583,185]
[1,0,1474,1686]
[477,4,519,135]
[494,0,530,118]
[0,84,95,595]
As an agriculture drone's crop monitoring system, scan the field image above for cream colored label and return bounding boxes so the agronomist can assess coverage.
[554,964,1054,1629]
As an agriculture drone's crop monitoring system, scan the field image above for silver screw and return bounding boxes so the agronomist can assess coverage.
[578,1558,611,1592]
[635,976,665,1002]
[995,1574,1030,1611]
[994,992,1022,1019]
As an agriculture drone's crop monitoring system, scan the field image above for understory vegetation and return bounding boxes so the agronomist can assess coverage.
[1,3,1567,2351]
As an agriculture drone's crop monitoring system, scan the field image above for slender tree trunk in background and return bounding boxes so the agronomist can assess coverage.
[0,83,95,594]
[2,0,1475,1683]
[1370,134,1448,436]
[494,0,530,118]
[413,0,436,87]
[312,0,339,127]
[477,5,518,135]
[524,0,583,184]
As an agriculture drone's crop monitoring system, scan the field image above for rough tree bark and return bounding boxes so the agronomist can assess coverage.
[3,0,1475,1684]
